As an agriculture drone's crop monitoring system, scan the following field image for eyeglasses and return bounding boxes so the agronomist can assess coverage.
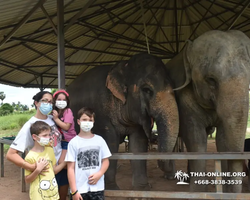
[39,99,53,105]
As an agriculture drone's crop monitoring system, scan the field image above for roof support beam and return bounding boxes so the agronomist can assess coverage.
[188,0,215,40]
[227,0,250,30]
[40,5,58,35]
[64,0,96,32]
[139,0,150,54]
[22,43,57,64]
[0,0,47,49]
[57,0,65,89]
[148,0,175,52]
[0,59,40,77]
[10,37,132,57]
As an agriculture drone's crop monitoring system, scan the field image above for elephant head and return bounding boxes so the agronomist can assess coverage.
[166,30,250,192]
[168,30,250,137]
[106,53,179,154]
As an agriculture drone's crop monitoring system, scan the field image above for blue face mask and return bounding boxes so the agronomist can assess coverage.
[39,103,52,115]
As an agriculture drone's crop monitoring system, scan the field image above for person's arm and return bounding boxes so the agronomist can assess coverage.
[68,162,82,200]
[53,118,71,131]
[53,161,67,174]
[100,158,110,175]
[25,158,48,183]
[52,110,71,131]
[88,158,109,184]
[6,148,36,171]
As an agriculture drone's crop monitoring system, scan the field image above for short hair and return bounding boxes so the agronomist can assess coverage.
[77,107,95,119]
[30,121,51,136]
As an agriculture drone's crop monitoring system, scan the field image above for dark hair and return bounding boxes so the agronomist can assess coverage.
[30,121,51,136]
[77,107,95,119]
[53,91,70,118]
[32,91,53,108]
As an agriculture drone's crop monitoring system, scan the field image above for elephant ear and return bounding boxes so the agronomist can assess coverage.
[106,61,128,104]
[165,40,192,90]
[173,40,192,91]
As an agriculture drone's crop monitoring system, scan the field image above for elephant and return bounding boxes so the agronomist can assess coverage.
[165,30,250,193]
[67,53,179,191]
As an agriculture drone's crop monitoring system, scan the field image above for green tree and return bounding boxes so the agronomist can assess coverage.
[51,88,57,95]
[0,92,6,104]
[0,103,14,115]
[22,105,29,111]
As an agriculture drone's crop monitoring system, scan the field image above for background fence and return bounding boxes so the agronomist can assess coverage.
[105,152,250,199]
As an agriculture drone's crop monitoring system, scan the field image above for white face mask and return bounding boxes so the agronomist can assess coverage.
[55,100,67,109]
[37,136,50,146]
[80,121,94,132]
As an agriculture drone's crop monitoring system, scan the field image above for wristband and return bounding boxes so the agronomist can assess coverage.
[71,190,78,196]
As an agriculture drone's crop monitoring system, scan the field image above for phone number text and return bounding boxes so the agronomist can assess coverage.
[194,180,242,185]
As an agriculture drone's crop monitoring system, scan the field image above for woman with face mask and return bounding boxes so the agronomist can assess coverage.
[6,91,62,175]
[52,89,77,200]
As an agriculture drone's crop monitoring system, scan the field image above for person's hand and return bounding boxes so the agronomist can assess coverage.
[35,158,48,174]
[52,110,59,120]
[88,171,102,185]
[72,192,82,200]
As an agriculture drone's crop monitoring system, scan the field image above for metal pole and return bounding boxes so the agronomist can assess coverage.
[214,160,223,193]
[1,143,3,177]
[57,0,65,89]
[40,75,44,91]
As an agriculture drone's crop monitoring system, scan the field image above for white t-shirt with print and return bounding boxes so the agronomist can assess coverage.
[65,134,112,194]
[10,115,62,162]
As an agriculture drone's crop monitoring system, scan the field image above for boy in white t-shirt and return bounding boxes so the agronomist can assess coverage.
[65,107,111,200]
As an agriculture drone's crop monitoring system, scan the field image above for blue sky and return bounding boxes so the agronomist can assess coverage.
[0,84,51,108]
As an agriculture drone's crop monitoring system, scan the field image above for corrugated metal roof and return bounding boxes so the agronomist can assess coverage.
[0,0,250,89]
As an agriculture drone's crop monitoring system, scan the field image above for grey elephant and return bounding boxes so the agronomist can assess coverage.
[67,53,179,191]
[165,30,250,193]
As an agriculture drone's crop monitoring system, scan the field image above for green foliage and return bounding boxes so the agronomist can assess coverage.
[51,88,57,95]
[0,103,14,116]
[12,101,29,112]
[0,112,33,131]
[18,116,29,127]
[2,122,18,130]
[0,91,6,103]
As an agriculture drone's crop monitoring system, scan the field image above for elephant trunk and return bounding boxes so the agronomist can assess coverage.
[151,88,179,176]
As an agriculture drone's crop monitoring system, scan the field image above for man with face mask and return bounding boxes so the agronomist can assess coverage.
[65,107,112,200]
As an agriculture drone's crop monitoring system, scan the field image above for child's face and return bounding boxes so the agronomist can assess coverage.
[77,114,94,125]
[56,93,67,101]
[33,129,51,143]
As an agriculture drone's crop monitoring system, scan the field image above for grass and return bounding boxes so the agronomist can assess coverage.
[0,111,35,152]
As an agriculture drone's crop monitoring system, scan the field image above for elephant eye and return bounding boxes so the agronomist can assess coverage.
[142,87,153,96]
[205,77,217,89]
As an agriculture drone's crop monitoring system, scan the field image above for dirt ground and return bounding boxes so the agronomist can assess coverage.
[0,140,249,200]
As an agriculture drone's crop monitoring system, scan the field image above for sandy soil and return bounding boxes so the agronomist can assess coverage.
[0,140,249,200]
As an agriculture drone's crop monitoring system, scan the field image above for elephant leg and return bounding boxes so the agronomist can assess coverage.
[182,125,207,192]
[103,128,120,190]
[129,128,150,190]
[216,126,244,193]
[158,159,176,180]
